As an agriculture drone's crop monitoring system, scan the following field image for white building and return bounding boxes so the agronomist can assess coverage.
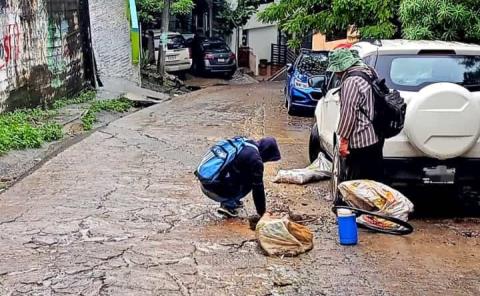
[226,1,282,76]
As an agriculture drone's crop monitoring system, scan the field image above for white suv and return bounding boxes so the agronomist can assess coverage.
[309,40,480,208]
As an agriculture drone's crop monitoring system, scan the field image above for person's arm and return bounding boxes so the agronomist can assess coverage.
[250,157,266,216]
[337,78,361,140]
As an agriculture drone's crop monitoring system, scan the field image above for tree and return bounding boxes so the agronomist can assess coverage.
[137,0,195,77]
[257,0,401,48]
[215,0,261,36]
[257,0,480,49]
[137,0,195,24]
[400,0,480,42]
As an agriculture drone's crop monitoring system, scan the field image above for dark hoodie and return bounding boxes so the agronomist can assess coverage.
[205,137,281,215]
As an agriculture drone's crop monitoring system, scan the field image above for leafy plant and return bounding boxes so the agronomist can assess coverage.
[52,90,96,109]
[137,0,195,24]
[258,0,400,49]
[400,0,480,42]
[215,0,260,36]
[0,109,63,154]
[257,0,480,49]
[82,98,134,131]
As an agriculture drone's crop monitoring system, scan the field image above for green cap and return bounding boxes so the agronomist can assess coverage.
[327,49,361,73]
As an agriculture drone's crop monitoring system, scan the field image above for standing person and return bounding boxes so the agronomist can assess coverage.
[199,137,281,218]
[327,49,384,181]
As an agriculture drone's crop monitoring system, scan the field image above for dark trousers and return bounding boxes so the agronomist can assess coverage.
[346,140,384,182]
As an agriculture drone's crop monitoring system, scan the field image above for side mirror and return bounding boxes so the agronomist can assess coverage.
[286,63,293,73]
[309,75,327,91]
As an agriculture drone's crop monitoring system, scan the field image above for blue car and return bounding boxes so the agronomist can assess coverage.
[284,50,329,116]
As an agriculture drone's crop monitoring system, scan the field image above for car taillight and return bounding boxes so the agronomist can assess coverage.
[204,54,214,60]
[229,52,236,60]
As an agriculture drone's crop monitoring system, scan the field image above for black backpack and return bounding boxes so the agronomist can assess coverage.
[346,71,407,139]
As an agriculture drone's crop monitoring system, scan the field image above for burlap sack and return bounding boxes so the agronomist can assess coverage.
[256,213,314,256]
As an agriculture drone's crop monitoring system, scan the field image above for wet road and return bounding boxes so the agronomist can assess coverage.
[0,82,479,295]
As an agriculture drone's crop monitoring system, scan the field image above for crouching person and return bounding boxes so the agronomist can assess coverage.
[195,137,281,218]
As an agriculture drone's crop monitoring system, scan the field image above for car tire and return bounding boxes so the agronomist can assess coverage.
[331,139,347,204]
[225,71,235,80]
[309,123,322,163]
[287,99,297,116]
[458,184,480,215]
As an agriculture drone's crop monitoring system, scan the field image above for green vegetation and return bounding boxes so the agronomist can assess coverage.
[0,91,134,155]
[215,0,260,36]
[400,0,480,42]
[82,98,134,131]
[52,90,96,109]
[257,0,480,48]
[0,109,63,154]
[137,0,194,23]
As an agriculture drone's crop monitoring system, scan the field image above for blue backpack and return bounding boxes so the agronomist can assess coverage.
[195,137,257,185]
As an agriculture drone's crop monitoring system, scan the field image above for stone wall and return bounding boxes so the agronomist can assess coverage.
[0,0,90,111]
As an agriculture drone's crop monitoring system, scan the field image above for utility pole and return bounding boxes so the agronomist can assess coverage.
[157,0,170,78]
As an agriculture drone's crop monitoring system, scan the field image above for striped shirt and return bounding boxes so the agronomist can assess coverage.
[337,66,379,149]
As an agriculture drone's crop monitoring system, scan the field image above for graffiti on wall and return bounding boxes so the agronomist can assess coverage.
[0,0,86,111]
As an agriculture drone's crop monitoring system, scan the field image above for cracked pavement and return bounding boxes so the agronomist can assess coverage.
[0,82,479,295]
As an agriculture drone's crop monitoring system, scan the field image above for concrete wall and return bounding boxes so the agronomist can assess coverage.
[312,27,360,51]
[245,25,277,75]
[0,0,88,112]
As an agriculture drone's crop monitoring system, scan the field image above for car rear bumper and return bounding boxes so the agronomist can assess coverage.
[166,60,192,72]
[384,157,480,184]
[204,61,237,73]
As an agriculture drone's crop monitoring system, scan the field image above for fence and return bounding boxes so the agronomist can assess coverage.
[271,44,298,66]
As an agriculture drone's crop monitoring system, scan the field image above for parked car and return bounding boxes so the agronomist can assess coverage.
[284,50,329,116]
[191,37,237,78]
[309,39,480,209]
[144,31,192,74]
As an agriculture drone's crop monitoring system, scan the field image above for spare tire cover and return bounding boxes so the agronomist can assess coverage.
[404,83,480,160]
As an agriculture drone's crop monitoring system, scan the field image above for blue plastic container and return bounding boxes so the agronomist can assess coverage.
[337,209,358,245]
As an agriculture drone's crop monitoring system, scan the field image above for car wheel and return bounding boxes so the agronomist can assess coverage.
[309,123,322,163]
[331,139,347,204]
[225,71,235,80]
[287,98,297,116]
[458,184,480,215]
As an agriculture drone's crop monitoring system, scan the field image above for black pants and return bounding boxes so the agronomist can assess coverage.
[346,140,384,182]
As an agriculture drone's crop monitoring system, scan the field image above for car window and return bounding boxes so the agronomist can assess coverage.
[167,35,186,50]
[297,53,329,75]
[362,55,376,67]
[327,72,341,90]
[376,55,480,91]
[203,42,229,53]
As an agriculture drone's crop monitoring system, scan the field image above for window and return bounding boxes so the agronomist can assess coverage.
[362,55,376,67]
[327,72,341,90]
[203,42,230,52]
[297,53,329,75]
[376,55,480,91]
[167,35,186,50]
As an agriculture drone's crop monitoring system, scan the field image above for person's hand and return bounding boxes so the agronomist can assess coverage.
[339,137,350,158]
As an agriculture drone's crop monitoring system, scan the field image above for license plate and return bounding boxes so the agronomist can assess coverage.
[423,166,455,184]
[218,58,225,63]
[167,55,177,61]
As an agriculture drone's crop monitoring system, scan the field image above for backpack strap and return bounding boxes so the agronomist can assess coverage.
[345,71,374,84]
[244,141,259,151]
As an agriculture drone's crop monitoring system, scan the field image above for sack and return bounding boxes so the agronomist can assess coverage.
[273,152,332,184]
[194,137,257,185]
[338,180,414,232]
[256,213,314,256]
[347,71,407,139]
